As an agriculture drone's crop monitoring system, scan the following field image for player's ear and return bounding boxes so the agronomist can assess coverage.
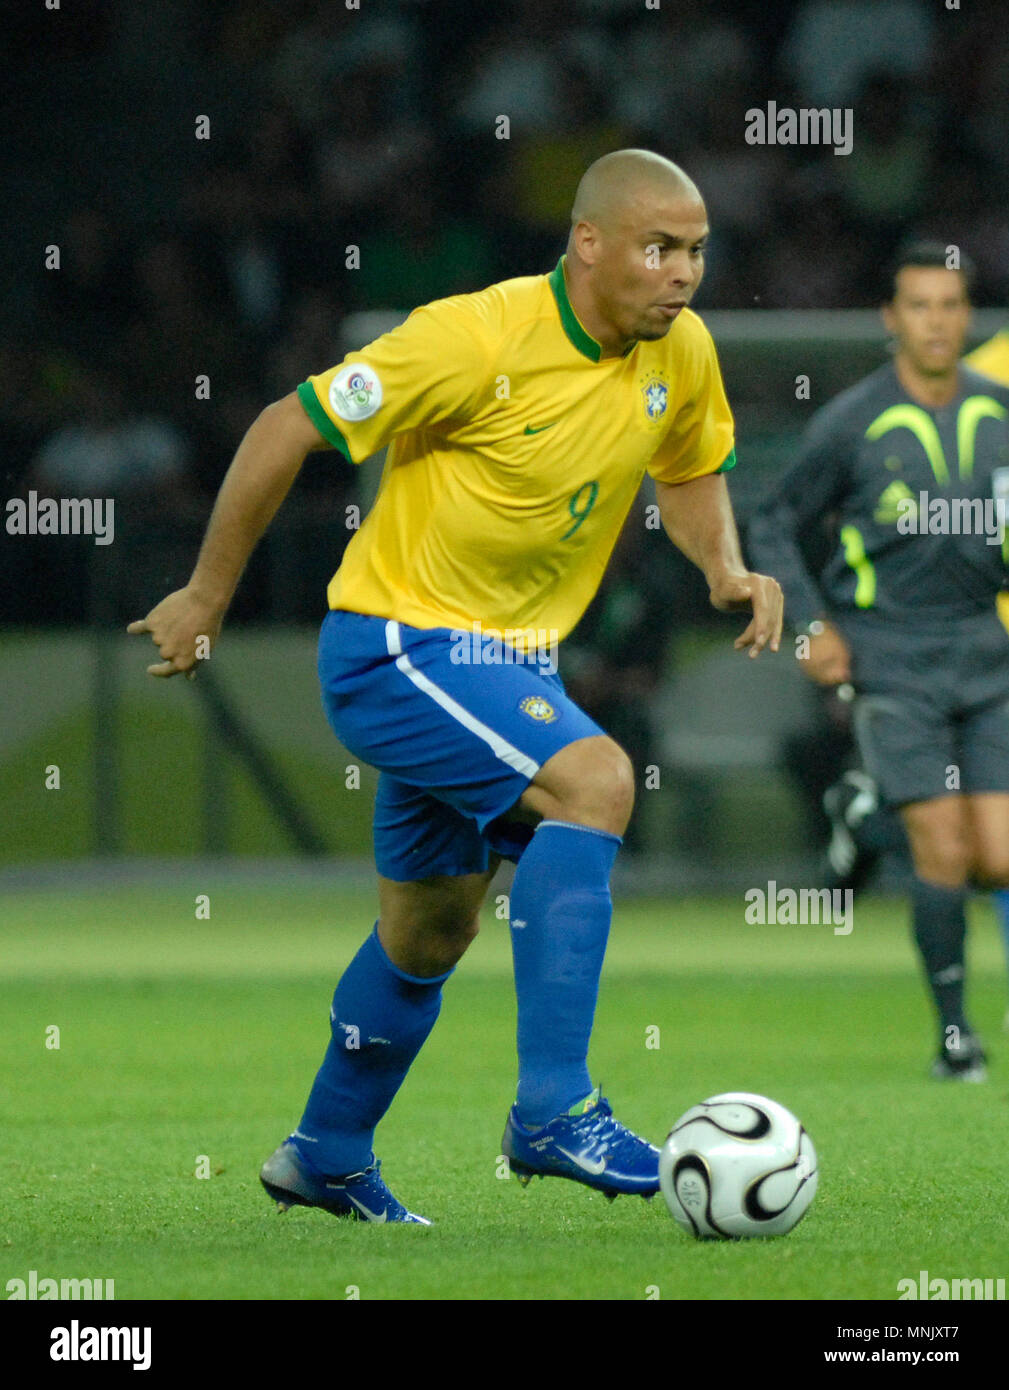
[572,220,602,267]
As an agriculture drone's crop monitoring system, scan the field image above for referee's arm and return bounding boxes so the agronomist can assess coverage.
[128,391,329,678]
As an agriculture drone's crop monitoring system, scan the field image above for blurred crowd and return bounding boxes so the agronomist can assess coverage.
[4,0,1009,624]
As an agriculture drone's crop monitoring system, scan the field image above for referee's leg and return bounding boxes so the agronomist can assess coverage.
[964,793,1009,889]
[900,795,981,1068]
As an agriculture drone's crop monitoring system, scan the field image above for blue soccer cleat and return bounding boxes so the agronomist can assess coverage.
[502,1086,660,1201]
[260,1138,431,1224]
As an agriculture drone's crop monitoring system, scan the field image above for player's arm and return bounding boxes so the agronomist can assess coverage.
[745,415,855,685]
[647,322,780,656]
[128,391,328,677]
[655,471,783,658]
[130,302,490,678]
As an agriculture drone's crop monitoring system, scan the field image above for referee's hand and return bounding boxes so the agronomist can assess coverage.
[127,586,223,679]
[710,570,783,658]
[800,621,852,687]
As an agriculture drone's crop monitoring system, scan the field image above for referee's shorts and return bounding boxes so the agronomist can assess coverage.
[838,608,1009,808]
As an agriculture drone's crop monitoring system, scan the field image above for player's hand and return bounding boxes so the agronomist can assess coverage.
[799,622,852,687]
[127,587,224,679]
[709,570,783,658]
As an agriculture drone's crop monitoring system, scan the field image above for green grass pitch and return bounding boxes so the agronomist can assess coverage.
[3,879,1008,1301]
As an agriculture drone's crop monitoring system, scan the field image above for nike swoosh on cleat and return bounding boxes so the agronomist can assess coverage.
[556,1147,608,1176]
[345,1193,388,1222]
[524,422,557,434]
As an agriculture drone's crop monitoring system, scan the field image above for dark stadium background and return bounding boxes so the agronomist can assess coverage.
[3,0,1008,878]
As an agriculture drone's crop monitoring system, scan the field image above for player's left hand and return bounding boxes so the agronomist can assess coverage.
[709,570,783,658]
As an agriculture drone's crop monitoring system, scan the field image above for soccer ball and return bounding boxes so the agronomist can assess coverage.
[659,1092,817,1239]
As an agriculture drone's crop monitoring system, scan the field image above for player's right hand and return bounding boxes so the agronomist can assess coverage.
[127,587,224,679]
[801,622,852,687]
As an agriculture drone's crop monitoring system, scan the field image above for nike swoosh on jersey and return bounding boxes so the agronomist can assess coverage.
[524,422,558,434]
[555,1146,608,1175]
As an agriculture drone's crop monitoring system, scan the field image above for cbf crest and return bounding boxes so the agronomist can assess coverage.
[640,371,669,425]
[519,695,557,724]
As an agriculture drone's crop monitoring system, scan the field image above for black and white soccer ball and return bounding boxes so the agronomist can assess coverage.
[659,1092,818,1239]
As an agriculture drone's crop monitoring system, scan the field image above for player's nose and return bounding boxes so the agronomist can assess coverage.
[670,253,701,287]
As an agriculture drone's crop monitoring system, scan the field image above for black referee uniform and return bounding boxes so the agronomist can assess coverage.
[747,360,1009,1073]
[748,362,1009,809]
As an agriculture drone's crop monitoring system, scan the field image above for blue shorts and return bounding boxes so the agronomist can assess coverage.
[318,609,605,881]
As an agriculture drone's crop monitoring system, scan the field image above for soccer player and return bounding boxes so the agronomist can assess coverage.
[748,243,1009,1082]
[965,320,1009,384]
[129,149,782,1222]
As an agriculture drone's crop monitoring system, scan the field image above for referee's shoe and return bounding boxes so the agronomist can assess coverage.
[930,1032,988,1083]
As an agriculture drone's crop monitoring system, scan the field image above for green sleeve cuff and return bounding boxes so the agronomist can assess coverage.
[716,447,737,473]
[297,381,352,461]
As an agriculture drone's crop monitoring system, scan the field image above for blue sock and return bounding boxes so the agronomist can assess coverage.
[995,891,1009,987]
[508,819,620,1126]
[294,924,451,1176]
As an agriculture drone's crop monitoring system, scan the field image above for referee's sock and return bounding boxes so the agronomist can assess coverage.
[293,924,451,1176]
[508,819,620,1127]
[910,877,969,1042]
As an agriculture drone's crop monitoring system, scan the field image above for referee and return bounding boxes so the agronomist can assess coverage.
[748,243,1009,1081]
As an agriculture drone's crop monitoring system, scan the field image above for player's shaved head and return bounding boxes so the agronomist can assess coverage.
[570,149,701,234]
[563,149,709,357]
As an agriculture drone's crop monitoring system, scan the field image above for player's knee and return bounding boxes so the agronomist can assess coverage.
[524,736,635,835]
[424,905,481,949]
[609,749,637,828]
[560,739,635,833]
[397,912,479,976]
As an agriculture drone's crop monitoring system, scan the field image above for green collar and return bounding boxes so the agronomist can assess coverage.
[548,256,606,362]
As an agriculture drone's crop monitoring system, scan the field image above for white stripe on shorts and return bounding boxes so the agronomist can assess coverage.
[385,620,540,780]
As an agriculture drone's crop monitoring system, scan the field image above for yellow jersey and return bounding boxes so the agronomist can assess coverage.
[965,329,1009,386]
[964,328,1009,631]
[297,256,735,642]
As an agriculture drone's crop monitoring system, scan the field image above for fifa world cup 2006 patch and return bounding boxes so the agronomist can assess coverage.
[329,363,383,421]
[518,695,557,723]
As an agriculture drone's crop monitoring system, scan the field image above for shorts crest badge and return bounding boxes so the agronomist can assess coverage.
[519,695,557,723]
